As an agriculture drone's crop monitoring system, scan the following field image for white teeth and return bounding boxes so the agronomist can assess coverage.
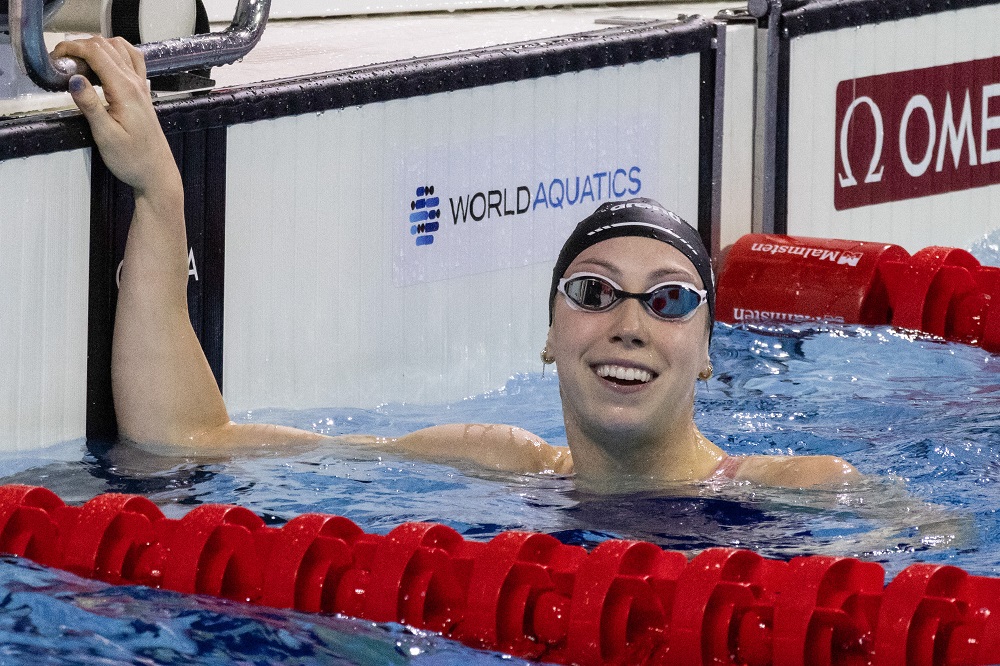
[596,365,652,383]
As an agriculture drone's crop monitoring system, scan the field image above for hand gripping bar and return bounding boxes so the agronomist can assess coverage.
[9,0,269,91]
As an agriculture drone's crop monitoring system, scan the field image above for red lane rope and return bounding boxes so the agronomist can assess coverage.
[716,234,1000,352]
[0,484,998,665]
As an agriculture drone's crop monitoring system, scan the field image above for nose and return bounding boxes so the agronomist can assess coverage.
[609,296,649,347]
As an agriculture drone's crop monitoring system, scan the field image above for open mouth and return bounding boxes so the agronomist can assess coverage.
[594,364,656,386]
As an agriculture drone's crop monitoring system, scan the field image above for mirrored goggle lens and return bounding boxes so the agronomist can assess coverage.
[564,277,617,310]
[646,284,704,319]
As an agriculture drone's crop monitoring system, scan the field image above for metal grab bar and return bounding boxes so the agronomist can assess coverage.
[10,0,270,91]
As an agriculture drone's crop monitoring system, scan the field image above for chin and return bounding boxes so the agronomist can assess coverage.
[587,412,656,442]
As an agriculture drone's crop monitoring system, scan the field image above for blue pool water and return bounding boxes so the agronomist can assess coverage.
[4,299,1000,661]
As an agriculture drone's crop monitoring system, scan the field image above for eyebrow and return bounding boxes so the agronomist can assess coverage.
[648,267,699,283]
[573,258,698,284]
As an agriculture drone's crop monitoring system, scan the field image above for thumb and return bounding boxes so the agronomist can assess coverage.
[70,74,127,169]
[69,75,108,127]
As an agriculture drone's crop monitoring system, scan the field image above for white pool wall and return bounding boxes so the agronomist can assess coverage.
[0,152,90,451]
[718,20,755,251]
[783,4,1000,253]
[223,57,702,411]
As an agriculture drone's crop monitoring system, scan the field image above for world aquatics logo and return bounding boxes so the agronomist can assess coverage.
[410,185,440,246]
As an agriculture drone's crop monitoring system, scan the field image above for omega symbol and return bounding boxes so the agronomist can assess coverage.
[838,96,885,188]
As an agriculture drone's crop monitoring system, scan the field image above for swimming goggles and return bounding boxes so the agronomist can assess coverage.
[557,272,707,321]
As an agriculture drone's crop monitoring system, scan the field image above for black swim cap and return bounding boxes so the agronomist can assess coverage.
[548,198,715,326]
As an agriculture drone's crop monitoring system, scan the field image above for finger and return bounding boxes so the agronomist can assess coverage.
[95,36,133,76]
[108,37,137,73]
[121,39,147,80]
[50,38,81,59]
[97,38,150,97]
[107,37,146,79]
[53,38,122,83]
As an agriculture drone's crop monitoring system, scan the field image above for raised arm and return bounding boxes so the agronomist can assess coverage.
[59,37,323,452]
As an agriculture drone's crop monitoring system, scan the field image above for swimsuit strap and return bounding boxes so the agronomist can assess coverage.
[711,455,745,480]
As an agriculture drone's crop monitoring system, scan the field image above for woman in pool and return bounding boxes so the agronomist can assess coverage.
[61,37,858,491]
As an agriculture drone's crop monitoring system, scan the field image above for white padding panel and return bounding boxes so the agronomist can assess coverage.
[785,6,1000,252]
[719,22,756,251]
[0,151,91,450]
[225,58,702,410]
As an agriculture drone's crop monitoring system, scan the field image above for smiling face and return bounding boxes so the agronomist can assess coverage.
[547,235,712,453]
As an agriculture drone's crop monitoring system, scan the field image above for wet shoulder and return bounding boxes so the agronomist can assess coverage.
[724,454,860,488]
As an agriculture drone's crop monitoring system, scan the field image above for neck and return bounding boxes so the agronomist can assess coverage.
[565,417,724,493]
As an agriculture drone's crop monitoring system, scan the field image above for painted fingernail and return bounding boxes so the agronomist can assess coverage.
[69,75,85,93]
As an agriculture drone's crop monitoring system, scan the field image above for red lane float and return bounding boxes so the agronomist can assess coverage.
[716,234,1000,352]
[1,486,1000,665]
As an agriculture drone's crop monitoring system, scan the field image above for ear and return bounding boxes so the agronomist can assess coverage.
[542,328,556,364]
[697,343,713,381]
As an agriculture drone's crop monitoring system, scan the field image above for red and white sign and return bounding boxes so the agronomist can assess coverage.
[835,56,1000,210]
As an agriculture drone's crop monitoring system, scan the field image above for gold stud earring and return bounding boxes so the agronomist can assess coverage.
[698,362,713,381]
[540,347,555,365]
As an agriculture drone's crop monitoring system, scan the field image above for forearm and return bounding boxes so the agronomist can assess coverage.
[112,174,230,446]
[376,424,570,474]
[126,174,190,301]
[124,421,331,456]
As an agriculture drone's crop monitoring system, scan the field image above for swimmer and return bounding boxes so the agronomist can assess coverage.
[61,36,859,491]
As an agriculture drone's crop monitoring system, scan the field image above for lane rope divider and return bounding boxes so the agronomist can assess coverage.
[716,234,1000,352]
[0,484,998,665]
